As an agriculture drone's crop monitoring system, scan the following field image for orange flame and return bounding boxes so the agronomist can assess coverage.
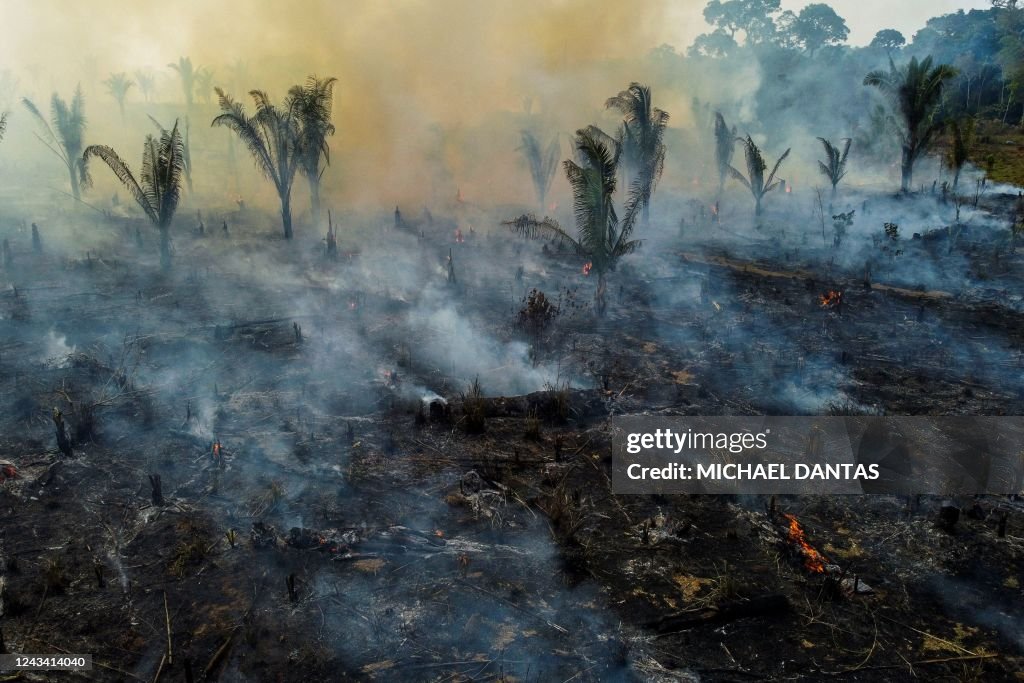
[782,513,828,573]
[819,290,843,308]
[582,262,592,276]
[212,440,222,459]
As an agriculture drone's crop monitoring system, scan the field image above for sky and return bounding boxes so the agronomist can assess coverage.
[778,0,992,45]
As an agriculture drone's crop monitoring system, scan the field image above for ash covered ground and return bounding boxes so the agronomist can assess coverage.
[1,175,1023,682]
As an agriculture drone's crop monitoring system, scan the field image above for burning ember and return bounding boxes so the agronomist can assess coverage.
[454,228,464,243]
[0,460,17,481]
[582,261,593,276]
[212,439,222,460]
[819,290,843,308]
[781,513,829,573]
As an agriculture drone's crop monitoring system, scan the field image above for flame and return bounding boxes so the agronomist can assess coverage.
[582,262,592,276]
[212,440,222,459]
[786,184,793,194]
[1,463,17,480]
[782,513,828,573]
[454,228,464,243]
[434,529,444,538]
[819,290,843,308]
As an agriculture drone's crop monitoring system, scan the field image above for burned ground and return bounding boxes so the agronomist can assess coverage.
[1,187,1023,682]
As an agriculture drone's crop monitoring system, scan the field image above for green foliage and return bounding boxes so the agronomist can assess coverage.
[946,117,975,189]
[103,72,133,120]
[605,82,669,222]
[728,135,790,217]
[817,137,851,193]
[289,75,337,224]
[505,127,643,315]
[460,376,487,434]
[864,55,958,191]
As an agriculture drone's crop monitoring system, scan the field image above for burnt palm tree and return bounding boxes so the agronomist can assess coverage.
[83,121,185,269]
[714,112,737,198]
[519,130,560,214]
[134,70,155,103]
[729,135,790,219]
[22,87,89,200]
[946,117,974,191]
[104,73,133,122]
[168,57,198,111]
[864,55,957,192]
[289,75,337,226]
[817,137,852,198]
[212,87,300,239]
[149,115,193,192]
[505,126,642,316]
[605,82,668,224]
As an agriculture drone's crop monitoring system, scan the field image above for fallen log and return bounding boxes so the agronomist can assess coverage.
[648,594,791,633]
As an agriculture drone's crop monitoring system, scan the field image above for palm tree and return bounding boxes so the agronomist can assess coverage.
[864,55,957,192]
[212,87,300,239]
[505,127,642,316]
[714,112,737,198]
[729,135,790,219]
[22,87,89,201]
[0,112,7,143]
[519,130,560,214]
[194,68,215,107]
[946,117,974,191]
[134,70,155,103]
[104,73,134,122]
[149,115,193,192]
[817,137,852,198]
[605,82,668,224]
[168,57,198,111]
[289,75,337,226]
[83,121,185,269]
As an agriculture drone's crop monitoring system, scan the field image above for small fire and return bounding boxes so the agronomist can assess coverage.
[782,513,828,573]
[434,529,444,538]
[212,439,222,460]
[819,290,843,308]
[0,460,17,481]
[454,228,464,243]
[582,262,592,276]
[786,184,793,194]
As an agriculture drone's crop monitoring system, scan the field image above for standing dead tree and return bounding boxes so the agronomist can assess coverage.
[605,82,668,225]
[290,75,337,227]
[714,112,737,200]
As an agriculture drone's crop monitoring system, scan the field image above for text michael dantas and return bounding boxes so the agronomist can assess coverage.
[622,428,880,482]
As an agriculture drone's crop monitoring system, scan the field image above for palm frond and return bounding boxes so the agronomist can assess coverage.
[83,144,155,223]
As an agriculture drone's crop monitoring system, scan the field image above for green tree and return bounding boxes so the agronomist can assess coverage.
[22,87,89,201]
[194,68,215,107]
[703,0,781,44]
[864,56,957,192]
[83,121,185,269]
[519,130,560,214]
[104,73,133,122]
[212,88,300,239]
[505,127,642,316]
[605,82,668,225]
[729,135,790,219]
[786,3,849,56]
[816,137,851,198]
[289,75,337,226]
[688,30,738,58]
[870,29,906,53]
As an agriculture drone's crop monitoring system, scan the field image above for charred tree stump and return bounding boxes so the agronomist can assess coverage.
[937,503,960,532]
[31,223,42,253]
[293,322,302,344]
[286,573,298,602]
[94,561,105,588]
[0,626,5,654]
[184,658,194,683]
[998,512,1008,538]
[52,408,73,458]
[149,474,164,506]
